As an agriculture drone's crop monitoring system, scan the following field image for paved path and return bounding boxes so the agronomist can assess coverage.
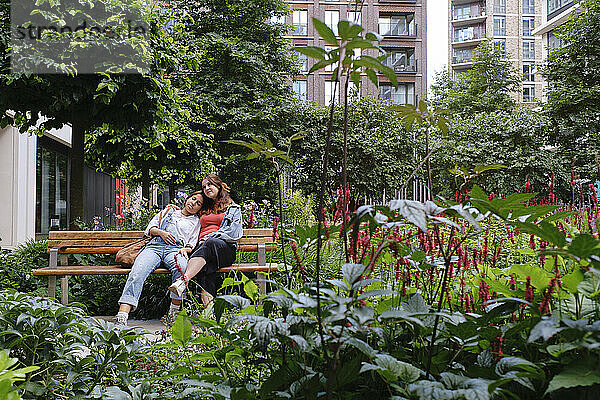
[95,316,168,341]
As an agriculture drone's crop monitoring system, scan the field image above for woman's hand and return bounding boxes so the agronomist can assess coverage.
[178,247,192,259]
[159,230,177,245]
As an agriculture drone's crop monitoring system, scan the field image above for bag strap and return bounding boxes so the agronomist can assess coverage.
[157,204,180,229]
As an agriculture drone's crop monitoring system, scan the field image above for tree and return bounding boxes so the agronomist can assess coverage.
[543,0,600,179]
[0,0,180,223]
[164,0,299,201]
[291,96,416,202]
[431,109,570,199]
[434,40,521,116]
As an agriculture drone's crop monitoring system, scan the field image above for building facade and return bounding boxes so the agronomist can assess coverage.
[0,119,120,248]
[532,0,578,98]
[448,0,544,104]
[281,0,427,106]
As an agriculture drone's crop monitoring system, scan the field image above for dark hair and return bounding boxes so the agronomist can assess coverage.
[200,174,232,215]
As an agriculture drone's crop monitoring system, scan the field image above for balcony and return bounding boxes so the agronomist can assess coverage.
[452,26,486,46]
[452,12,486,27]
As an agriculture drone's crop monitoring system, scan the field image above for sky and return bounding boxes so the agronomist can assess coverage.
[427,0,449,90]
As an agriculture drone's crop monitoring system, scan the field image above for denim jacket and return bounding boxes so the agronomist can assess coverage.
[203,203,243,246]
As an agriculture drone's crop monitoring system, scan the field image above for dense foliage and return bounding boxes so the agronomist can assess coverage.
[291,97,416,202]
[542,0,600,179]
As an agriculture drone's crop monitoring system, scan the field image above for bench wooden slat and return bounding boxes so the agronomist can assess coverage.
[48,244,276,254]
[49,231,144,239]
[33,263,278,276]
[48,239,141,248]
[50,237,275,247]
[241,228,273,237]
[238,237,275,245]
[238,244,276,252]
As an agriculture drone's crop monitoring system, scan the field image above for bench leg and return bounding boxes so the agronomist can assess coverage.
[257,272,267,299]
[60,276,69,305]
[48,276,57,299]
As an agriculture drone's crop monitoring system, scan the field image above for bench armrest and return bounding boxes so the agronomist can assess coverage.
[49,247,59,269]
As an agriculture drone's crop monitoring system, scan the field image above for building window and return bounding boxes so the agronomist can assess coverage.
[548,30,564,52]
[523,40,535,59]
[295,50,308,73]
[523,18,535,36]
[548,0,574,16]
[347,81,360,101]
[494,16,506,36]
[324,46,338,72]
[494,0,506,14]
[347,11,361,25]
[453,4,472,20]
[494,39,506,52]
[325,10,339,36]
[292,10,308,36]
[523,0,535,14]
[293,80,307,101]
[325,80,339,105]
[523,62,535,81]
[523,85,535,102]
[270,15,286,25]
[378,14,415,37]
[383,48,416,71]
[453,47,473,64]
[379,83,415,105]
[36,143,68,235]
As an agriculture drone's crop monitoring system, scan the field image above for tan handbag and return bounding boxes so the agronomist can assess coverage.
[115,205,177,267]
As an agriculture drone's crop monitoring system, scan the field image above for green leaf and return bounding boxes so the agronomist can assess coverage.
[545,360,600,394]
[342,263,367,285]
[296,46,327,60]
[312,17,338,45]
[568,234,600,259]
[510,263,552,290]
[562,269,585,294]
[346,23,365,39]
[365,69,378,86]
[244,280,259,302]
[172,309,192,346]
[365,32,382,41]
[337,20,351,40]
[543,211,577,223]
[309,58,335,74]
[528,317,562,342]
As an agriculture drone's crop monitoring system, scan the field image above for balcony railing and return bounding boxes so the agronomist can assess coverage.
[453,30,485,42]
[452,56,473,64]
[379,22,416,37]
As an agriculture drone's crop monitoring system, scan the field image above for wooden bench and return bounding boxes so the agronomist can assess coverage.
[32,229,278,305]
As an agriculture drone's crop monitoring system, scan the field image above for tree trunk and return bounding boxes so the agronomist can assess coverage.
[169,184,177,205]
[69,117,86,226]
[142,167,150,208]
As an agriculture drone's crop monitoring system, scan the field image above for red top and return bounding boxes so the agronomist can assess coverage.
[199,213,225,240]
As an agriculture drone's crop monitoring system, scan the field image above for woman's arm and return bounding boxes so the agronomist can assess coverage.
[144,208,177,245]
[203,204,243,243]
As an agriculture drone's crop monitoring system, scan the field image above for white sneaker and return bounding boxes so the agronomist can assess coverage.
[113,312,128,326]
[168,278,187,298]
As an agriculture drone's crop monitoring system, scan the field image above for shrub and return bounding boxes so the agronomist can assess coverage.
[0,290,147,399]
[0,239,48,294]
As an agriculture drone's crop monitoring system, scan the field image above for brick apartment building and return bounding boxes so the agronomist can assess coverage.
[448,0,544,104]
[277,0,427,106]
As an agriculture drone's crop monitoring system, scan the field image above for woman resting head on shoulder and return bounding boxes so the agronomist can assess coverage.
[169,174,242,306]
[114,190,203,326]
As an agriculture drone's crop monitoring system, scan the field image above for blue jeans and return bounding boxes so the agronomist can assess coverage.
[118,238,188,310]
